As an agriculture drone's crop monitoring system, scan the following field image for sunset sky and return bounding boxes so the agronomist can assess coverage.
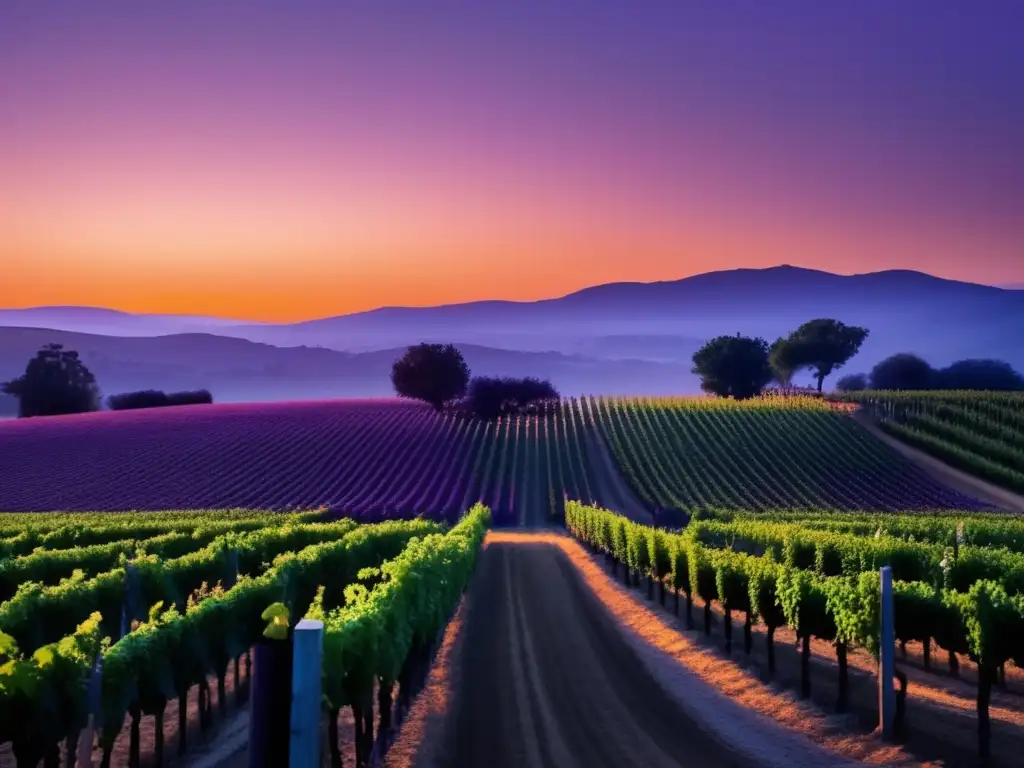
[2,1,1022,321]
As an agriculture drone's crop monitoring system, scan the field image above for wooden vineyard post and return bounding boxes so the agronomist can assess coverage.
[289,619,324,767]
[879,566,895,738]
[248,635,294,768]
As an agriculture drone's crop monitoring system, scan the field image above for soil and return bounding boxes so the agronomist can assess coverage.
[388,532,855,768]
[575,541,1024,768]
[850,410,1024,512]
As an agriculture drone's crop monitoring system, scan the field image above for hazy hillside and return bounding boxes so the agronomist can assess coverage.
[2,268,1021,388]
[0,327,700,402]
[0,307,258,338]
[174,267,1024,370]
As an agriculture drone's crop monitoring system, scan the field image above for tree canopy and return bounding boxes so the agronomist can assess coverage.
[768,336,803,388]
[390,343,470,409]
[935,359,1024,391]
[691,334,773,400]
[465,376,559,419]
[780,318,869,392]
[1,343,101,418]
[835,373,869,392]
[869,353,934,390]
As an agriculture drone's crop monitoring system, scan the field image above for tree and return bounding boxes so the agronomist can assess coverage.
[935,359,1024,391]
[768,337,803,388]
[869,353,934,390]
[390,343,470,409]
[466,376,559,419]
[691,334,773,400]
[835,373,869,392]
[2,343,101,418]
[783,319,869,393]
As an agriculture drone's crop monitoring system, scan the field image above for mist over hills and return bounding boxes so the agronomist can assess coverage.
[0,327,700,402]
[1,267,1021,401]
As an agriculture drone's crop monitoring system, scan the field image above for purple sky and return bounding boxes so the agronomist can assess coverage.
[1,1,1021,319]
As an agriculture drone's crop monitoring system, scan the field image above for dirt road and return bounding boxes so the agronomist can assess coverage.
[850,410,1024,512]
[398,536,791,768]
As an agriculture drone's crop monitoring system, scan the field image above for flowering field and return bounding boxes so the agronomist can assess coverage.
[0,395,993,520]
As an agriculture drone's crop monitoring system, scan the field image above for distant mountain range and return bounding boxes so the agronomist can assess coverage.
[1,266,1021,400]
[0,327,700,401]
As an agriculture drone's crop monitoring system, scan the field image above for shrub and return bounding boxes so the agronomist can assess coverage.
[107,390,213,411]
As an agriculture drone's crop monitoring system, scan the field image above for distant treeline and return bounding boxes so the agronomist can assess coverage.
[107,389,214,411]
[837,356,1024,393]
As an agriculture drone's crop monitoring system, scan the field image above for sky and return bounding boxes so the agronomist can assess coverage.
[1,1,1022,321]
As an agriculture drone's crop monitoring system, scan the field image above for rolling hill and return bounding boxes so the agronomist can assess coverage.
[0,326,701,402]
[2,267,1021,397]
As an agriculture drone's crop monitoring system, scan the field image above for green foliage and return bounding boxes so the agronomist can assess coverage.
[781,319,869,392]
[691,334,773,400]
[314,504,490,711]
[261,603,290,640]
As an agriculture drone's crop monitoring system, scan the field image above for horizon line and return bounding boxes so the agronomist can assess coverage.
[0,264,1010,324]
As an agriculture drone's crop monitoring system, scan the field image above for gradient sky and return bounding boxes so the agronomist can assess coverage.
[2,1,1022,321]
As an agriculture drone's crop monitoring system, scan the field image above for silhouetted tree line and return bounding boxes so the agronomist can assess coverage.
[3,343,216,418]
[390,342,559,419]
[691,318,869,399]
[836,355,1024,392]
[107,389,214,410]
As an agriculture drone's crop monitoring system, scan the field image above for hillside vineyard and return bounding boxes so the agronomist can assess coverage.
[0,396,987,519]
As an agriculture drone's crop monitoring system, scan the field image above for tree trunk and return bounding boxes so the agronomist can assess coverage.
[353,705,365,768]
[800,635,811,698]
[978,663,993,759]
[743,613,753,655]
[154,704,166,767]
[836,641,848,713]
[949,649,960,678]
[647,575,653,600]
[767,626,776,674]
[64,734,76,768]
[364,706,375,757]
[43,745,60,768]
[899,640,907,659]
[658,580,666,605]
[379,681,393,740]
[922,638,930,671]
[703,602,712,635]
[177,686,189,755]
[816,374,825,393]
[234,656,242,706]
[328,709,342,768]
[129,702,141,768]
[723,607,732,653]
[686,593,693,629]
[218,670,228,718]
[674,588,680,615]
[895,669,908,739]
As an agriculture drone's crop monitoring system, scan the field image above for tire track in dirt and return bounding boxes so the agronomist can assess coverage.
[424,537,758,768]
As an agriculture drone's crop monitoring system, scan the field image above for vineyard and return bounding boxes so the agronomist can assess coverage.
[581,395,986,512]
[836,391,1024,494]
[566,501,1024,759]
[0,395,993,519]
[0,506,490,767]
